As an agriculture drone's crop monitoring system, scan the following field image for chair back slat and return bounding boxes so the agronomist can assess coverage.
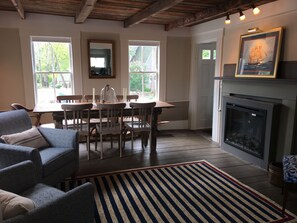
[117,95,139,102]
[57,95,83,103]
[130,102,156,129]
[61,103,92,132]
[84,94,100,102]
[97,103,126,132]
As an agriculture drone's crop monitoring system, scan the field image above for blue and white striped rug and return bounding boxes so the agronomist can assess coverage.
[61,161,297,223]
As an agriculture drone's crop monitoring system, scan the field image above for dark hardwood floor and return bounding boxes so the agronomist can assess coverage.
[77,130,297,215]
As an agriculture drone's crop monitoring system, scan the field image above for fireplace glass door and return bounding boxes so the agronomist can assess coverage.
[224,103,267,158]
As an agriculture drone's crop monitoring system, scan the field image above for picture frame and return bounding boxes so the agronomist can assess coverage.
[235,27,283,78]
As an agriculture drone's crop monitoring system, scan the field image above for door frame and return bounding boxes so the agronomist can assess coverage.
[188,28,224,143]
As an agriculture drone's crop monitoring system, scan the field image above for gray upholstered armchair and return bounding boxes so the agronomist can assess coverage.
[0,161,94,223]
[0,110,79,186]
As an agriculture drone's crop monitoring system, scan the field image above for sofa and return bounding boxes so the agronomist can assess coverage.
[0,161,94,223]
[0,110,79,186]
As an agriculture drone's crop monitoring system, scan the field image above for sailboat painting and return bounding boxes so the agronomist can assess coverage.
[236,27,283,78]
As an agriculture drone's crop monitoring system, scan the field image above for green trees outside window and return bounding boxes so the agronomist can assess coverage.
[129,43,159,100]
[31,38,73,103]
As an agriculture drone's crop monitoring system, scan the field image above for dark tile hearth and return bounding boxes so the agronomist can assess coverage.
[77,130,297,215]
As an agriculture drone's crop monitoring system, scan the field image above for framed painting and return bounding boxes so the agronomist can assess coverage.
[235,27,283,78]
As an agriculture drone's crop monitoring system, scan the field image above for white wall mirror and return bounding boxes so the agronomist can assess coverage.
[88,40,115,78]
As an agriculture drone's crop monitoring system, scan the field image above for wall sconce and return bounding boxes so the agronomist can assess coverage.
[239,10,246,21]
[248,27,261,33]
[252,4,260,15]
[225,14,231,24]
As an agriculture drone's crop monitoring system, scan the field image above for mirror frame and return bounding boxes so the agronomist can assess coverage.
[88,39,115,79]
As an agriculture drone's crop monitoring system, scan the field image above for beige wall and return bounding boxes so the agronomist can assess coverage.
[0,28,25,111]
[80,32,121,96]
[166,37,191,101]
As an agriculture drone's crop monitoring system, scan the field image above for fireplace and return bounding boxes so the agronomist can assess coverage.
[222,95,280,169]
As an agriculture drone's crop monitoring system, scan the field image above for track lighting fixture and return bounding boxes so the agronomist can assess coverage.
[252,4,260,15]
[239,10,246,21]
[225,14,231,24]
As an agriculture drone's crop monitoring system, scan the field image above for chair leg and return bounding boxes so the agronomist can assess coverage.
[131,130,134,150]
[87,136,90,160]
[100,134,103,159]
[120,134,122,158]
[95,130,98,151]
[282,183,288,215]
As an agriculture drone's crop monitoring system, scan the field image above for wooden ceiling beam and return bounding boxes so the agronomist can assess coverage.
[75,0,97,23]
[124,0,184,28]
[10,0,25,19]
[165,0,277,31]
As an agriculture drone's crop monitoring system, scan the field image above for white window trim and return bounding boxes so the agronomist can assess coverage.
[120,35,167,101]
[128,40,161,100]
[30,36,74,103]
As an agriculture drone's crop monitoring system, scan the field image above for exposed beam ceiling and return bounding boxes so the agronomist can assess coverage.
[75,0,97,23]
[0,0,279,30]
[10,0,25,19]
[124,0,184,28]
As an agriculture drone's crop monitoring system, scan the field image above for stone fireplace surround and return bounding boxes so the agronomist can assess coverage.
[217,64,297,169]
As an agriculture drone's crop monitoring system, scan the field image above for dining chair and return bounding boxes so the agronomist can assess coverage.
[116,94,139,102]
[84,94,100,102]
[57,95,83,103]
[124,102,156,151]
[84,94,101,148]
[96,103,126,159]
[61,103,93,160]
[10,103,55,128]
[11,103,41,127]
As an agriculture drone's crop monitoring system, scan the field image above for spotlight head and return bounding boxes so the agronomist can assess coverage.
[252,5,260,15]
[239,10,246,21]
[225,14,231,24]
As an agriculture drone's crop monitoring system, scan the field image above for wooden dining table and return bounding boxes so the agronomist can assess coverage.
[33,101,174,154]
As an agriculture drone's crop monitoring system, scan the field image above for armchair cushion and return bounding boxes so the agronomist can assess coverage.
[1,127,49,149]
[0,161,94,223]
[39,147,76,178]
[0,110,79,186]
[0,189,36,220]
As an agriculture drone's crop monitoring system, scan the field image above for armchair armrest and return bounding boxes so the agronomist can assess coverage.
[38,127,78,149]
[0,161,38,194]
[5,183,94,223]
[0,143,42,179]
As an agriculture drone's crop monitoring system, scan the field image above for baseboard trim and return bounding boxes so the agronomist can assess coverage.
[158,120,188,130]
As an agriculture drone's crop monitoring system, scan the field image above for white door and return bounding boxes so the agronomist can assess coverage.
[196,42,216,129]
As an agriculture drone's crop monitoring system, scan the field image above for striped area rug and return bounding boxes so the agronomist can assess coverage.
[61,161,297,223]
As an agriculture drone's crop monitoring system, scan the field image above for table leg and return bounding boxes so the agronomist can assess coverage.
[52,112,64,129]
[150,108,162,155]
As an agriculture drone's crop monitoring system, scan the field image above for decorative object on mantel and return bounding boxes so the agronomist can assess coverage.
[222,62,297,80]
[235,27,283,78]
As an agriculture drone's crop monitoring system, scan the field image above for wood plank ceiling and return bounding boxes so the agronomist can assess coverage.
[0,0,277,31]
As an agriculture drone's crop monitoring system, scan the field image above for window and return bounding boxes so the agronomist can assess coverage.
[31,37,74,103]
[202,49,216,60]
[129,41,160,101]
[202,50,211,60]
